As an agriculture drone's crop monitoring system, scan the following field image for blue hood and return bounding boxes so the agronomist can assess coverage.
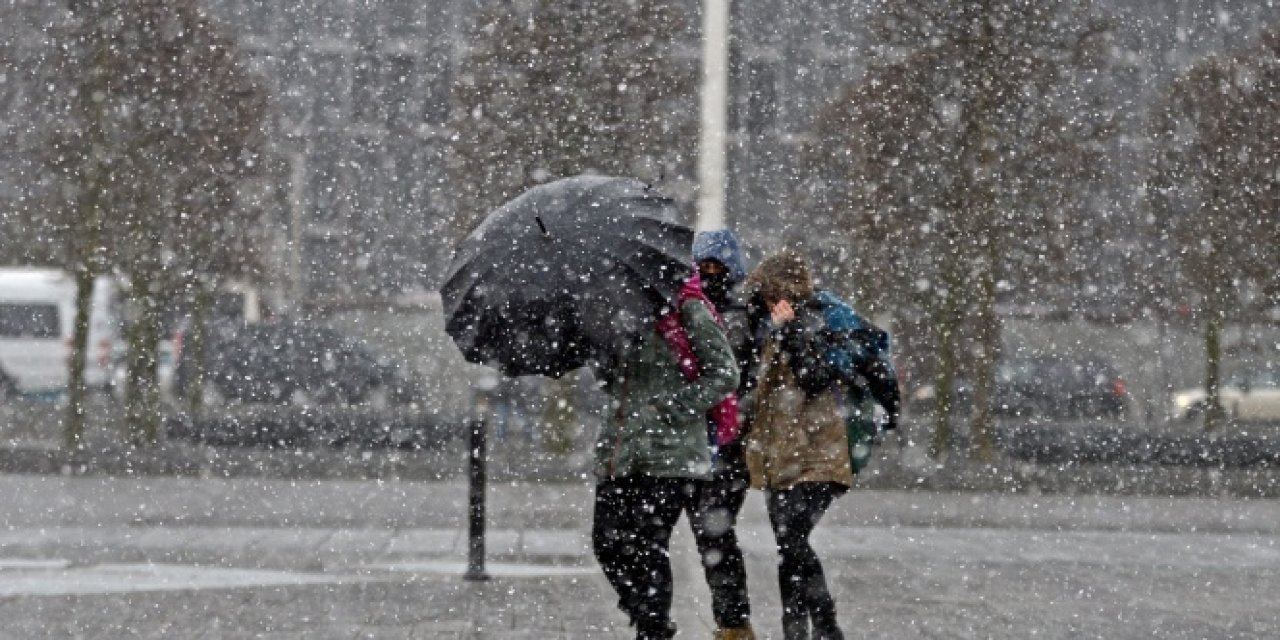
[692,229,748,285]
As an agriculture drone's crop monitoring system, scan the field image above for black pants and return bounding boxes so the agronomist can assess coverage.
[685,442,752,628]
[766,481,848,640]
[593,475,699,639]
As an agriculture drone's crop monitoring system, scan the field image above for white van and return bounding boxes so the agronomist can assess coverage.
[0,268,120,399]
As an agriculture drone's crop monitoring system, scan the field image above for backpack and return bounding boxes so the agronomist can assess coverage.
[811,290,899,473]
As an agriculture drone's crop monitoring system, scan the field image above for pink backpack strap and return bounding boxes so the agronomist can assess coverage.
[656,310,700,381]
[655,273,741,445]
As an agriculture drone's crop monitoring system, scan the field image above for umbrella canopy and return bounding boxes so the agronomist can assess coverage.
[440,175,694,378]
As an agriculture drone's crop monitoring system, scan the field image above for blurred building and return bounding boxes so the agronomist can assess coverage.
[201,0,461,308]
[1,0,1275,312]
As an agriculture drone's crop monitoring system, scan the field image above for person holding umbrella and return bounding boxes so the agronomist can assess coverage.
[591,271,740,640]
[743,250,900,640]
[685,229,759,640]
[440,176,741,638]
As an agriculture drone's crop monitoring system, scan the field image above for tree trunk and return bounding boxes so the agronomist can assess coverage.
[1203,289,1225,432]
[64,269,94,449]
[64,30,109,450]
[184,279,213,418]
[929,252,963,461]
[1201,220,1228,432]
[968,234,1001,461]
[124,280,163,445]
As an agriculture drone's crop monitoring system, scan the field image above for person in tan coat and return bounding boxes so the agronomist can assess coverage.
[743,251,878,640]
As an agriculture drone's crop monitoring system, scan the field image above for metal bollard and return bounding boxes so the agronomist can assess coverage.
[463,418,491,581]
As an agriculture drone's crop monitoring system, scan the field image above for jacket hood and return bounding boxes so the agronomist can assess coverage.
[692,229,748,285]
[746,250,814,304]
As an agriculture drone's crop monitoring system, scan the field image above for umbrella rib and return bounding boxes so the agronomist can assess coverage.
[446,231,687,302]
[531,233,685,301]
[444,207,687,275]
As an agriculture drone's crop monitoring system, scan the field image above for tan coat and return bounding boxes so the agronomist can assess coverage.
[745,338,854,490]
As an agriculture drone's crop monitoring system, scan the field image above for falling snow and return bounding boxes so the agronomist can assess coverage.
[0,0,1278,637]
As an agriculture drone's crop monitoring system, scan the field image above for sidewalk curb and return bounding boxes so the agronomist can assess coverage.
[2,439,1278,498]
[0,439,594,483]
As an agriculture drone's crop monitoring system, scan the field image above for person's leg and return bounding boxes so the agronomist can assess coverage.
[692,451,752,629]
[768,482,845,640]
[634,477,696,638]
[593,478,645,625]
[767,487,810,639]
[798,483,844,640]
[594,475,692,639]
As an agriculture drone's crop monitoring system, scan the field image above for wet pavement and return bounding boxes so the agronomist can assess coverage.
[0,475,1278,639]
[3,396,1280,637]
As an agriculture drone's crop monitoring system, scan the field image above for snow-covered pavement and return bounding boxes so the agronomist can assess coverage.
[0,475,1278,638]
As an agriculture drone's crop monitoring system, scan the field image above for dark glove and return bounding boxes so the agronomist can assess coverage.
[777,314,837,396]
[776,316,813,360]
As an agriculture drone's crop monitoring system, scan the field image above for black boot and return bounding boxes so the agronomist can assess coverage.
[813,621,844,640]
[782,612,810,640]
[811,602,843,639]
[636,619,677,640]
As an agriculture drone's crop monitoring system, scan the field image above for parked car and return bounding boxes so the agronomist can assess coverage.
[174,320,423,409]
[110,339,179,405]
[1001,357,1129,418]
[1172,368,1280,423]
[910,356,1129,419]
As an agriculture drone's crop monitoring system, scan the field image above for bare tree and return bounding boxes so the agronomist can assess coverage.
[47,0,269,445]
[1148,31,1280,431]
[0,4,59,266]
[798,0,1115,460]
[448,0,698,449]
[41,3,115,447]
[447,0,697,239]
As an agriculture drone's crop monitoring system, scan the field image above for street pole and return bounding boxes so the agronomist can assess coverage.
[697,0,730,232]
[463,418,490,581]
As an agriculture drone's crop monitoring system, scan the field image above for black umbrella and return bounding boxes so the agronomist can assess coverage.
[441,175,694,378]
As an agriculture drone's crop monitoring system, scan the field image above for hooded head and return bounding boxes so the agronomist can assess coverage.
[693,229,747,307]
[693,230,747,284]
[745,250,814,307]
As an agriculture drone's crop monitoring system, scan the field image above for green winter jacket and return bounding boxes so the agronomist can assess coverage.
[594,299,739,481]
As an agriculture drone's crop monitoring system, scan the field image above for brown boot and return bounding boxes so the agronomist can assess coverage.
[713,624,758,640]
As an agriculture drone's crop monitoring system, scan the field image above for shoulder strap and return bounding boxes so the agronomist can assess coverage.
[656,272,728,380]
[676,273,722,326]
